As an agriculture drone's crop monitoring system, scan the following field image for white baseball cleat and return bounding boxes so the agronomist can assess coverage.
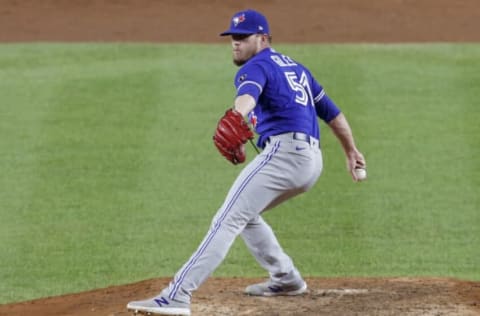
[127,296,190,315]
[245,279,307,296]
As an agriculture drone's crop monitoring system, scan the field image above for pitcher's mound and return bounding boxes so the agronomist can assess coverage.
[1,277,479,316]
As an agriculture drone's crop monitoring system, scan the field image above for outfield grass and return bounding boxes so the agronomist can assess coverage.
[0,43,478,304]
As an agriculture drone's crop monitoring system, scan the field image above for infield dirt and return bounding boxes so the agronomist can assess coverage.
[1,1,479,315]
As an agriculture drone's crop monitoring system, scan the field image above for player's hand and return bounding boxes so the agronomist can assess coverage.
[213,109,254,164]
[347,149,366,181]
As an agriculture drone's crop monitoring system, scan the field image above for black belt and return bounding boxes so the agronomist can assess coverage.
[292,132,312,143]
[266,132,319,146]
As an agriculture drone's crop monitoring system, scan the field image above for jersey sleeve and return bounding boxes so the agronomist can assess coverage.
[234,62,267,102]
[311,79,341,123]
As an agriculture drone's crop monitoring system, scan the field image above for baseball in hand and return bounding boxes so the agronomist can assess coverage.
[354,168,367,181]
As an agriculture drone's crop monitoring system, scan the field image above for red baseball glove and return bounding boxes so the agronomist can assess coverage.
[213,109,254,164]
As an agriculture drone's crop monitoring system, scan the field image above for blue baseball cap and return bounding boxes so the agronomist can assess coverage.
[220,9,270,36]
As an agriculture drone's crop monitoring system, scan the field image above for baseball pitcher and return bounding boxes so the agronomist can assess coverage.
[128,9,366,316]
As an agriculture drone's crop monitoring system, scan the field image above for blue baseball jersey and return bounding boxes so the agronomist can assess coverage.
[234,48,341,148]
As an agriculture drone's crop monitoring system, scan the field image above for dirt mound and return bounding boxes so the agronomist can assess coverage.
[1,0,479,315]
[1,277,479,316]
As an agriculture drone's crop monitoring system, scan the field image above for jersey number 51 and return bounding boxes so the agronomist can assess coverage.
[285,71,314,107]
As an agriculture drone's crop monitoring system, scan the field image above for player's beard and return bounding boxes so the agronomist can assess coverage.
[232,52,246,66]
[233,58,246,66]
[232,49,255,67]
[233,53,254,66]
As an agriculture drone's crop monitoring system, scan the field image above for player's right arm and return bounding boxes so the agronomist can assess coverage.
[311,77,366,181]
[327,113,366,181]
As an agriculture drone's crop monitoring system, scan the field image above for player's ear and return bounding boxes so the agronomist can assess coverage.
[260,34,270,44]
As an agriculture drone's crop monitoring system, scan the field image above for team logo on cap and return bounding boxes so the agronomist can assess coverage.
[233,14,246,26]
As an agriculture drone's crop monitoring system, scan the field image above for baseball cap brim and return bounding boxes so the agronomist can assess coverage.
[220,29,256,36]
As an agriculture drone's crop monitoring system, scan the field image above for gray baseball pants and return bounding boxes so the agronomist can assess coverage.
[164,132,323,303]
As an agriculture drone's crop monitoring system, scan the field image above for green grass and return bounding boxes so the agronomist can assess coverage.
[0,43,478,304]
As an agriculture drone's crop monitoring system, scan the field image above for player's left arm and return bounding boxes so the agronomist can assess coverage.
[233,62,266,116]
[234,94,256,116]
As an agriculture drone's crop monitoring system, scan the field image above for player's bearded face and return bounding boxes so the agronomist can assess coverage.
[231,34,262,66]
